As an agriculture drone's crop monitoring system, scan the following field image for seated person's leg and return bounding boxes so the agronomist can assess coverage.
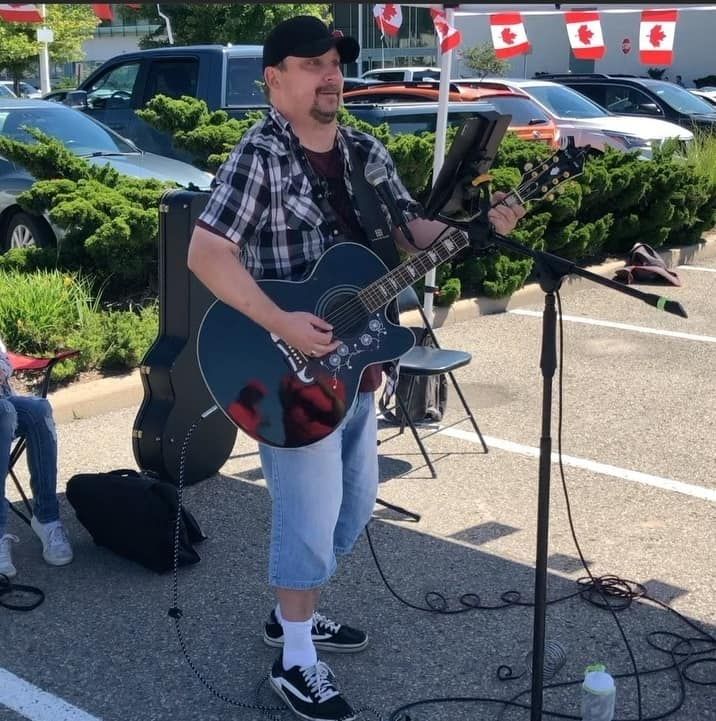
[0,399,19,576]
[11,395,72,566]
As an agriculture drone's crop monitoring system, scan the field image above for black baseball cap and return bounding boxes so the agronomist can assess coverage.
[262,15,360,70]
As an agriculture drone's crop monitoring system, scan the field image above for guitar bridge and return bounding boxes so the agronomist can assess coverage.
[270,334,314,384]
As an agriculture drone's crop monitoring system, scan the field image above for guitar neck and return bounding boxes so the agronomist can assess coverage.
[358,226,470,314]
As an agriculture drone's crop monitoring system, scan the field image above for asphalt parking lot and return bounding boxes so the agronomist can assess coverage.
[1,250,714,721]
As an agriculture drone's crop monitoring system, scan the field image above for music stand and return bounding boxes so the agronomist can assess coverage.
[424,111,512,226]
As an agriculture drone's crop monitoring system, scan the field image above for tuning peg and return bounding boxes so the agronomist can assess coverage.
[531,172,539,179]
[524,162,533,171]
[562,171,571,178]
[541,186,549,194]
[552,156,559,163]
[551,178,559,185]
[546,193,555,202]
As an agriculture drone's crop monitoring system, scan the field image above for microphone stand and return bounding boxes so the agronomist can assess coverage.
[460,221,688,721]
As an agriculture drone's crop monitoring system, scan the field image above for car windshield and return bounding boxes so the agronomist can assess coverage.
[0,106,136,154]
[480,96,550,125]
[650,82,716,114]
[527,84,609,118]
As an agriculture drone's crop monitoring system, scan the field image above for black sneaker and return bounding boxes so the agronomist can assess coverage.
[264,610,368,653]
[270,657,356,721]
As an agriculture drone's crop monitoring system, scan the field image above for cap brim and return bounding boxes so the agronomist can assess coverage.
[291,35,360,65]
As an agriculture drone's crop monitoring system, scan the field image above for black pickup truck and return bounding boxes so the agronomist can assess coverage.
[61,45,267,160]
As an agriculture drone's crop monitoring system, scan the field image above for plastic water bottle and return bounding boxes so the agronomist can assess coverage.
[581,663,616,721]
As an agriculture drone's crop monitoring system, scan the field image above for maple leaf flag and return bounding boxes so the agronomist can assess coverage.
[490,13,530,59]
[0,4,43,23]
[373,4,402,37]
[431,7,461,54]
[92,4,113,22]
[565,11,605,60]
[640,9,678,65]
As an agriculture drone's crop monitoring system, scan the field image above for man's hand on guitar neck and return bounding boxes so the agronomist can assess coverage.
[488,191,526,236]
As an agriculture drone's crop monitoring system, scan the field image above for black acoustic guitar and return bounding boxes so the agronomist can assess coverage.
[197,145,586,448]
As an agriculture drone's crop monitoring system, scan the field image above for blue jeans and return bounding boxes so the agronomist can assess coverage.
[0,395,59,535]
[259,392,379,590]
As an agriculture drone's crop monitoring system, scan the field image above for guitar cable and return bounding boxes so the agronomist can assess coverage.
[362,288,715,721]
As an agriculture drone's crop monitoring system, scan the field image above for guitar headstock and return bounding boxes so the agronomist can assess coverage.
[515,140,588,205]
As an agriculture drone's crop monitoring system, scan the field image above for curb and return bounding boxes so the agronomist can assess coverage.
[48,233,716,422]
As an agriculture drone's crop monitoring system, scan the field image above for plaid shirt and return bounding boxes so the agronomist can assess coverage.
[196,106,416,281]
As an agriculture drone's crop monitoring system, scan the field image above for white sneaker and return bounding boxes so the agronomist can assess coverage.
[30,517,73,566]
[0,533,19,578]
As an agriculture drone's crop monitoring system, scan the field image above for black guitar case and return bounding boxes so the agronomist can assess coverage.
[132,189,237,485]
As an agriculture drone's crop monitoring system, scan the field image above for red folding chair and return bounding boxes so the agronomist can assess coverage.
[5,349,80,525]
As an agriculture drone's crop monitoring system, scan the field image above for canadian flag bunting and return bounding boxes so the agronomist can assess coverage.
[92,4,113,22]
[490,13,531,59]
[639,9,678,65]
[565,11,605,60]
[430,7,461,54]
[0,4,42,23]
[373,4,402,37]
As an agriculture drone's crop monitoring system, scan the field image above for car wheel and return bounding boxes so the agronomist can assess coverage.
[3,211,55,252]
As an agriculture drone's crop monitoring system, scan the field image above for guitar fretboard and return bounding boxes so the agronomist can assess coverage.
[358,227,470,313]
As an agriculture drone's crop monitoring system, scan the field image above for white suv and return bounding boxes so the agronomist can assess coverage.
[456,77,693,157]
[362,67,440,83]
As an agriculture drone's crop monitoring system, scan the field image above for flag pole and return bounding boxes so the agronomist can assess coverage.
[356,3,363,75]
[38,4,51,95]
[423,5,455,324]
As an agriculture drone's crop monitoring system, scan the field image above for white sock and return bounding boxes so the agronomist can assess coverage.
[281,616,317,671]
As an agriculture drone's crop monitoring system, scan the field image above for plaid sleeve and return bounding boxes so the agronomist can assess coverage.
[0,338,12,397]
[196,144,270,246]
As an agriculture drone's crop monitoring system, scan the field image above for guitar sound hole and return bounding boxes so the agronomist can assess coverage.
[318,290,368,339]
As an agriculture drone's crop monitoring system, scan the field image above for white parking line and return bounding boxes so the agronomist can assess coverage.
[439,427,716,503]
[0,669,102,721]
[677,265,716,273]
[508,309,716,343]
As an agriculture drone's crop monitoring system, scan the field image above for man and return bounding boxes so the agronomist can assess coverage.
[0,338,74,578]
[188,15,524,721]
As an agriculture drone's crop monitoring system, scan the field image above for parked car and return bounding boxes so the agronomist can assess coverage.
[0,80,42,99]
[0,99,213,251]
[42,88,70,103]
[342,77,383,93]
[690,88,716,107]
[361,66,440,83]
[453,78,693,157]
[344,80,488,103]
[58,45,266,161]
[344,97,559,146]
[536,73,716,132]
[0,84,16,98]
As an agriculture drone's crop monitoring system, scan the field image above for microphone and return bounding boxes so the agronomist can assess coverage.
[364,162,417,247]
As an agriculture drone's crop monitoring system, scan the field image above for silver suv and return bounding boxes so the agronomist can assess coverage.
[362,67,440,83]
[456,78,693,157]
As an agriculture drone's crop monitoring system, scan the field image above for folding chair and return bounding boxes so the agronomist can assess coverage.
[4,349,80,525]
[379,286,488,478]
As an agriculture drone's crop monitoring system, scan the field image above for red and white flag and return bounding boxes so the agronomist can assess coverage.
[490,13,530,59]
[565,11,605,60]
[0,4,42,23]
[639,9,678,65]
[373,4,402,37]
[92,4,113,22]
[430,7,461,54]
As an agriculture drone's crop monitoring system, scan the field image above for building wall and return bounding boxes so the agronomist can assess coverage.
[454,3,716,85]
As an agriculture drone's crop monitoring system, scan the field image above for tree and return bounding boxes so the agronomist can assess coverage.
[124,3,331,48]
[459,42,510,79]
[0,5,98,86]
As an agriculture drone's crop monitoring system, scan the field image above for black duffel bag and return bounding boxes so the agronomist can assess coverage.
[66,468,206,573]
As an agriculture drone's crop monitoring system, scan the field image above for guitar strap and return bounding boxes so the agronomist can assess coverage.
[345,141,402,272]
